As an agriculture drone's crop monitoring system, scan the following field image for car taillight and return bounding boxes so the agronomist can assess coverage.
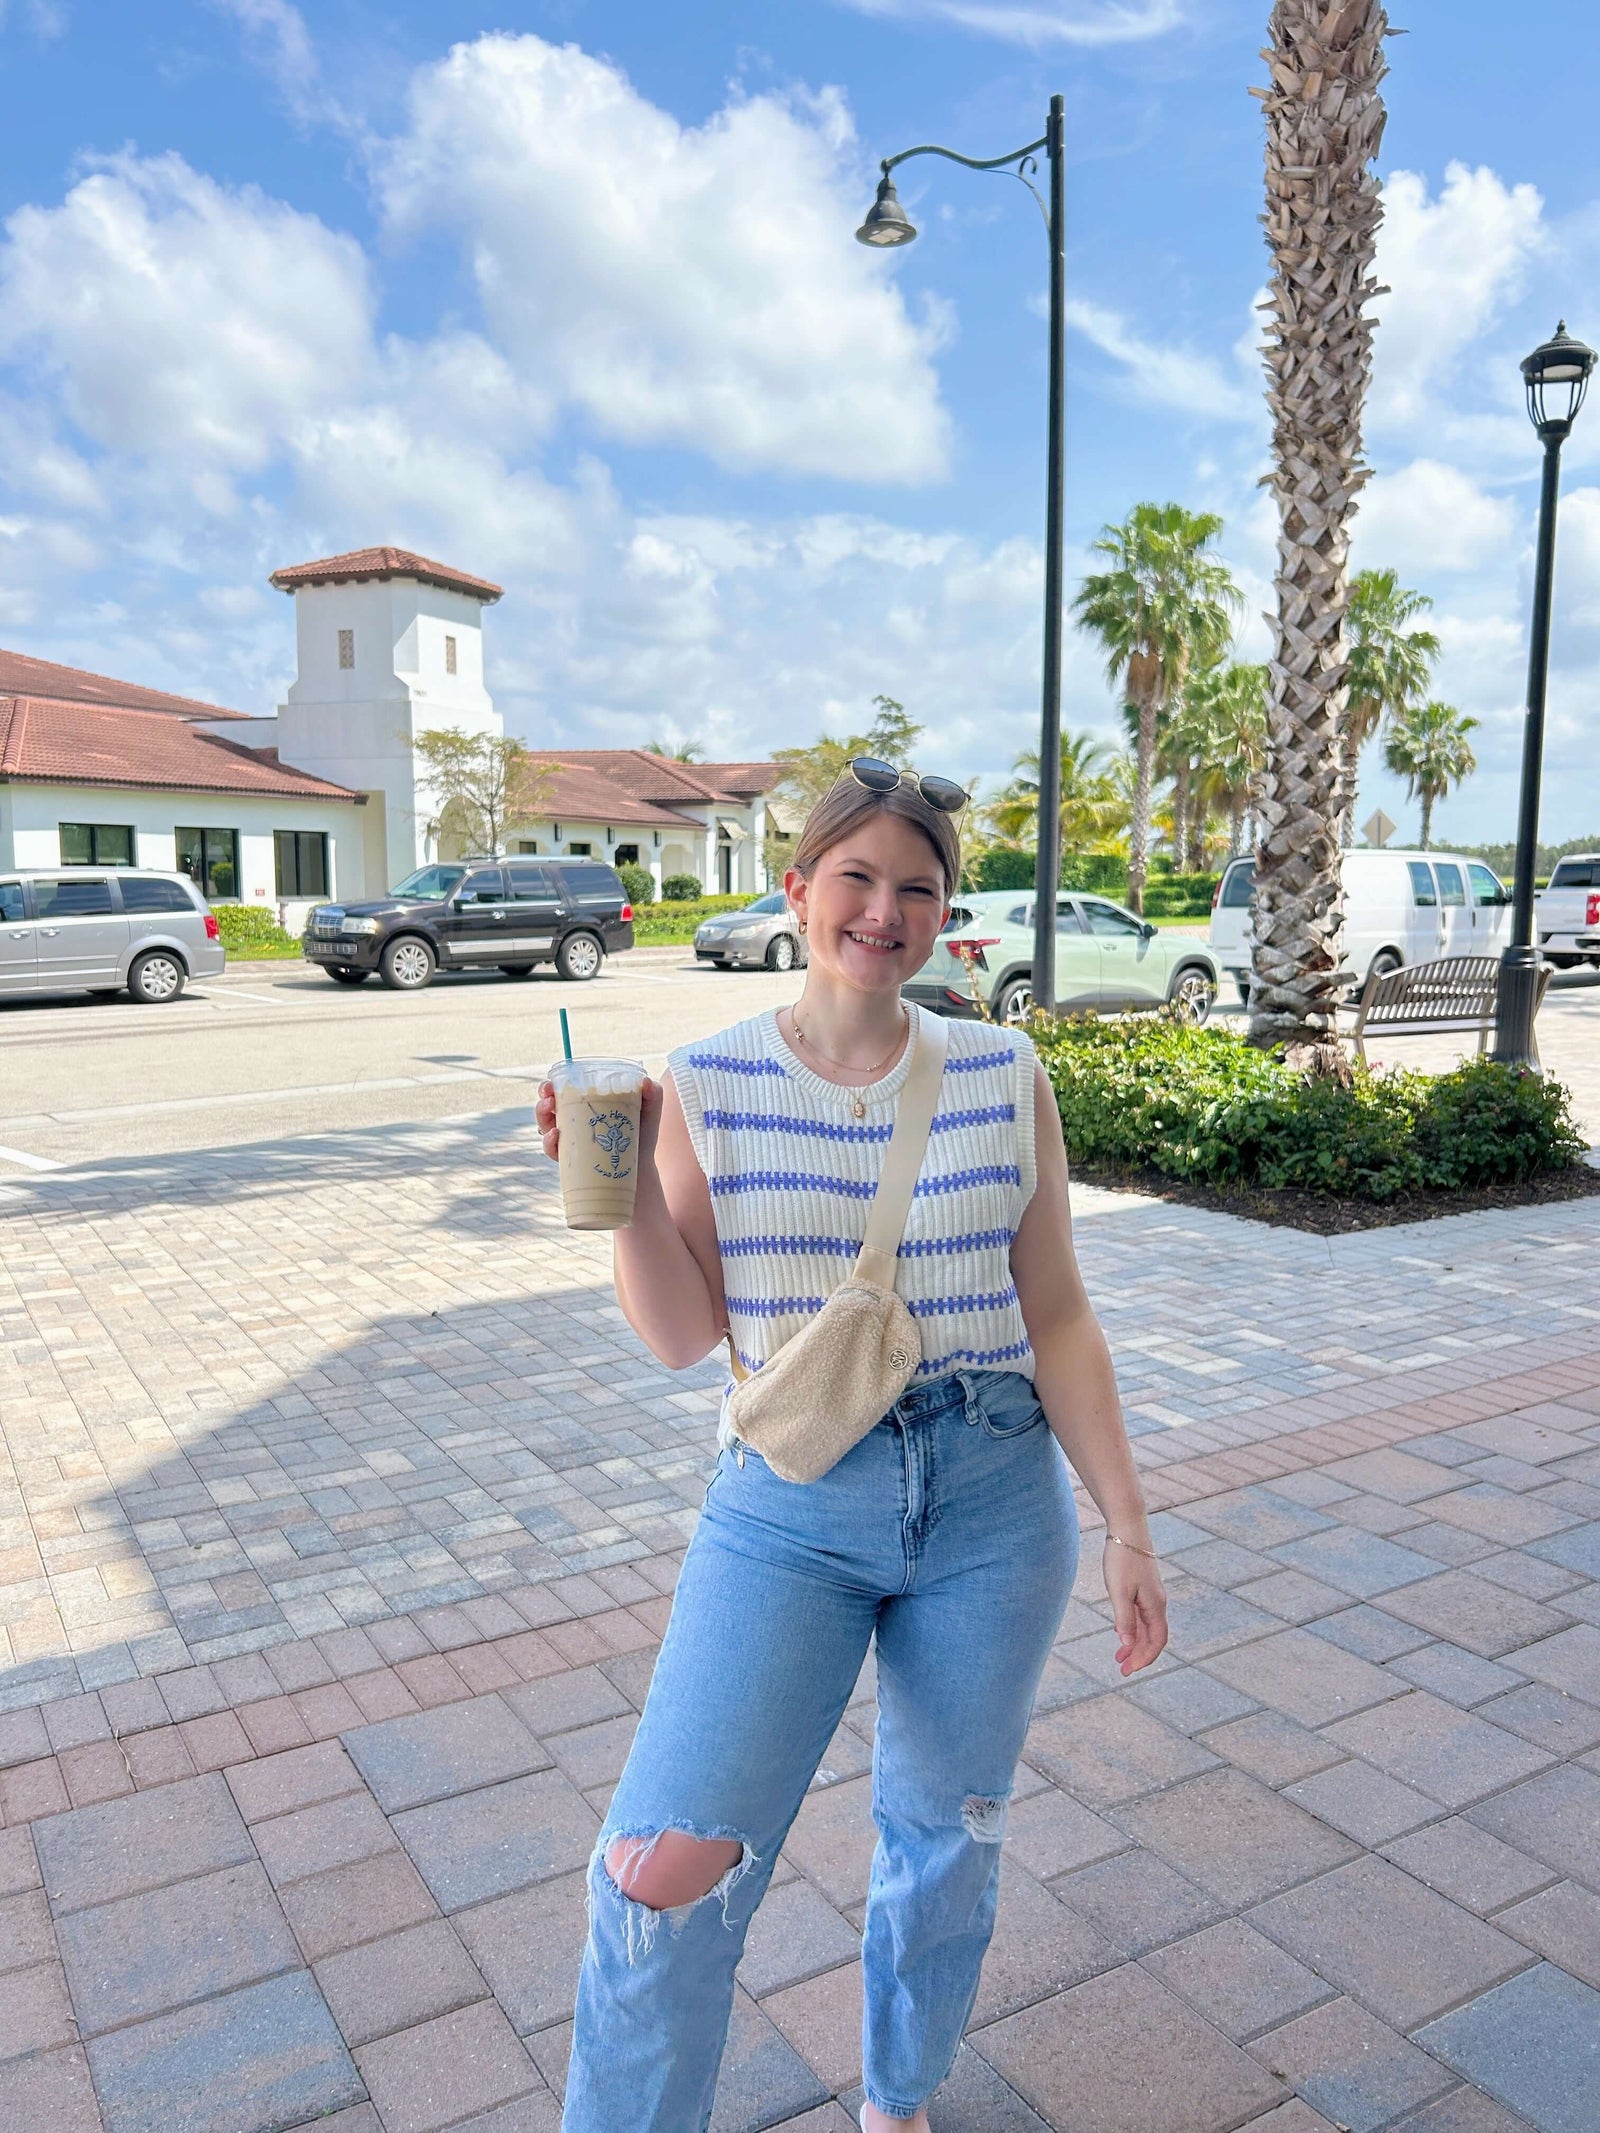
[945,936,1000,972]
[204,914,221,941]
[1587,893,1600,927]
[620,903,633,922]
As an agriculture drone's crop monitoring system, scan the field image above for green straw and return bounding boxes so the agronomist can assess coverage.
[559,1008,573,1062]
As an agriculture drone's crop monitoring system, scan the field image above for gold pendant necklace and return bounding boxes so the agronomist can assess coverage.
[788,1007,908,1119]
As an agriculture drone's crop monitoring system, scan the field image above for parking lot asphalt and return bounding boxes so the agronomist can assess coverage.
[0,942,1594,1172]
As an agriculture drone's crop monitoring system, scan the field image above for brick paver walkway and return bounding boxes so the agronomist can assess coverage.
[2,1116,1599,2131]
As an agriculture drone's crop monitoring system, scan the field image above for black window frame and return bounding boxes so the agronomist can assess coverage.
[176,826,240,903]
[60,822,136,867]
[455,866,507,906]
[505,862,557,902]
[1408,861,1438,910]
[274,829,329,899]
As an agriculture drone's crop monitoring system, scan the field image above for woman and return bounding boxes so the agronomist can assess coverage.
[539,761,1167,2133]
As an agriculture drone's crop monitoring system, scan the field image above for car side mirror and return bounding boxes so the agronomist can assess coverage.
[1142,921,1157,940]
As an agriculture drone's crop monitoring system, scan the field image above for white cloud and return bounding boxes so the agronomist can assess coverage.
[834,0,1185,45]
[0,154,373,486]
[374,35,950,484]
[1370,163,1545,429]
[1353,459,1517,575]
[1065,296,1256,420]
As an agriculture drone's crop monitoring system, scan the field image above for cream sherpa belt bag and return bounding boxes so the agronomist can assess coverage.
[722,1010,950,1485]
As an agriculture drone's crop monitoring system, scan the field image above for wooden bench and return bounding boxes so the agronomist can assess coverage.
[1346,954,1552,1066]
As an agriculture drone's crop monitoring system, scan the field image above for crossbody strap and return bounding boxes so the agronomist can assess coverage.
[853,1007,949,1290]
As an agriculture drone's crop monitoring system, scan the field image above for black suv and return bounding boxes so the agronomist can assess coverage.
[303,858,635,991]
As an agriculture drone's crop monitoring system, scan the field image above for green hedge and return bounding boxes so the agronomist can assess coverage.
[1033,1017,1584,1200]
[631,894,751,945]
[661,873,705,901]
[214,904,303,957]
[616,862,656,906]
[966,847,1217,914]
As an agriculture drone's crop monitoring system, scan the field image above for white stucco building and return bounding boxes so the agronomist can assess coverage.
[0,544,781,913]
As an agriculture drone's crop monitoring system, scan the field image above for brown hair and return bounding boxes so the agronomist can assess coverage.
[790,776,961,898]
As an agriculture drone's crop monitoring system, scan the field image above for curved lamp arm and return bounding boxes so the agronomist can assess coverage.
[881,136,1053,233]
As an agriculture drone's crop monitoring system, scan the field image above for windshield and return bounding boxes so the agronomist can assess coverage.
[391,866,467,902]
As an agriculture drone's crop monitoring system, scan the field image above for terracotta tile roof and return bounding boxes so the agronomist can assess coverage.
[544,750,779,807]
[0,646,245,721]
[521,760,704,830]
[0,698,363,804]
[269,547,503,603]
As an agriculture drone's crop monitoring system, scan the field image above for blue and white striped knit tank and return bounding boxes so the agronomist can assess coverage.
[668,1004,1038,1391]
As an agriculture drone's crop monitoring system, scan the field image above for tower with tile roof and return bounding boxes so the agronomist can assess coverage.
[269,547,504,885]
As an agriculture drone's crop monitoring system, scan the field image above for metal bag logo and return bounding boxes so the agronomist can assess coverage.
[587,1107,636,1180]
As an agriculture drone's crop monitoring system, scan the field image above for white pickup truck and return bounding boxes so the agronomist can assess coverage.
[1536,853,1600,969]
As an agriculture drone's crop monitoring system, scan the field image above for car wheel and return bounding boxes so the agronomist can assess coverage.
[128,950,185,1004]
[1544,953,1579,971]
[498,964,536,977]
[766,934,797,973]
[325,967,370,985]
[1169,966,1217,1026]
[380,936,436,991]
[1237,978,1252,1009]
[557,932,603,981]
[994,977,1032,1025]
[1367,948,1403,986]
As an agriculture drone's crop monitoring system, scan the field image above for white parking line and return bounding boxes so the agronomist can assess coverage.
[0,1142,62,1172]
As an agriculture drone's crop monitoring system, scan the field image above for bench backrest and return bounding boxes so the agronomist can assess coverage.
[1359,955,1499,1028]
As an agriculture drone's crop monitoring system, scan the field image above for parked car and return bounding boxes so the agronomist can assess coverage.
[303,857,635,991]
[1535,853,1600,968]
[903,889,1220,1024]
[1210,850,1512,1006]
[0,867,224,1004]
[693,892,809,972]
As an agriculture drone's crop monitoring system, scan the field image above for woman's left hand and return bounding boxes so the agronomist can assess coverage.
[1103,1542,1169,1676]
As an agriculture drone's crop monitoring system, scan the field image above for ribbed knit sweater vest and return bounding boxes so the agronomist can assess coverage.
[669,1005,1038,1423]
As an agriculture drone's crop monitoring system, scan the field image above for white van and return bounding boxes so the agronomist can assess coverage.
[1209,850,1511,1005]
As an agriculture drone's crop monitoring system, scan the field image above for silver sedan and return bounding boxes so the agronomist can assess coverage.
[693,892,809,972]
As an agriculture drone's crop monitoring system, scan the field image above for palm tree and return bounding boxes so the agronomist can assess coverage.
[1250,0,1390,1059]
[988,730,1125,853]
[646,737,705,761]
[1175,661,1269,860]
[1383,700,1477,849]
[1073,503,1240,912]
[1342,568,1440,840]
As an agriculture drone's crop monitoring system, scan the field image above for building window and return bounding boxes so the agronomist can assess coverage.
[614,843,639,866]
[176,826,240,902]
[338,628,355,670]
[60,823,135,867]
[444,634,458,675]
[274,830,329,898]
[567,841,592,857]
[513,839,540,854]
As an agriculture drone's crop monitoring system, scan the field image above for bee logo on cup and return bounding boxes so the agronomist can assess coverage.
[589,1108,636,1181]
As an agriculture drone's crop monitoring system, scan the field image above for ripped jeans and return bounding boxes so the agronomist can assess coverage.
[563,1368,1079,2130]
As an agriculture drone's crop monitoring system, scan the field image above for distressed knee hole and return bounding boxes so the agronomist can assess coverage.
[961,1794,1008,1844]
[604,1830,746,1911]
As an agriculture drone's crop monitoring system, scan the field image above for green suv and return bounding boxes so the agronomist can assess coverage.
[902,889,1220,1024]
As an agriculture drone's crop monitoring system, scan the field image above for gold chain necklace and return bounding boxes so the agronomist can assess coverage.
[787,1006,908,1119]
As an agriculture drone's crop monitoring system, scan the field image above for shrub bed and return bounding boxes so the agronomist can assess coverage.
[631,894,752,946]
[214,904,303,958]
[1032,1016,1585,1203]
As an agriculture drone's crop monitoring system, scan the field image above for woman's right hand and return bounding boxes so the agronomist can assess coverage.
[536,1076,666,1166]
[535,1080,561,1164]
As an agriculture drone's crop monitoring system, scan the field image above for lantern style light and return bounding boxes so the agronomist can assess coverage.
[855,173,917,247]
[1521,321,1598,438]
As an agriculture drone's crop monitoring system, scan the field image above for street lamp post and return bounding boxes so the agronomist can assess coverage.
[857,94,1066,1016]
[1491,321,1597,1070]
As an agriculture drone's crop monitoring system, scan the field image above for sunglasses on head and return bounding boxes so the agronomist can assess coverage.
[845,756,969,815]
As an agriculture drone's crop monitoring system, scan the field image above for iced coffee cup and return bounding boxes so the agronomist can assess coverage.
[549,1058,648,1230]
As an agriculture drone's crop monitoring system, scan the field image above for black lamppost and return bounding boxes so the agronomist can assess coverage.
[857,95,1066,1015]
[1491,321,1597,1070]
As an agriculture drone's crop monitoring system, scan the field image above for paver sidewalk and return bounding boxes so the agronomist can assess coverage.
[2,1117,1599,2130]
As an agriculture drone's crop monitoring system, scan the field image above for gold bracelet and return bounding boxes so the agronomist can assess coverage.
[1106,1533,1159,1562]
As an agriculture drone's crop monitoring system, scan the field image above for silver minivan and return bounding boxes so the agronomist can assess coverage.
[0,869,226,1003]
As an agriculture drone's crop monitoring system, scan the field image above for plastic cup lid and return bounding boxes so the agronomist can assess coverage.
[549,1058,647,1095]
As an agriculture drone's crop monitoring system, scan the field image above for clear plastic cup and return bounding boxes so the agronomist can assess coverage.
[548,1058,648,1229]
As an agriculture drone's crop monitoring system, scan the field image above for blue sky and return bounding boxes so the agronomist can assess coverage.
[2,0,1598,846]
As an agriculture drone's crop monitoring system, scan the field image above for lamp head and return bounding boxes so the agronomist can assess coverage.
[856,171,916,248]
[1522,320,1597,438]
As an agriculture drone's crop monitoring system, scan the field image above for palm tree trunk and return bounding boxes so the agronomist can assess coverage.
[1172,760,1191,874]
[1229,792,1246,857]
[1420,788,1433,849]
[1249,0,1390,1066]
[1128,694,1158,916]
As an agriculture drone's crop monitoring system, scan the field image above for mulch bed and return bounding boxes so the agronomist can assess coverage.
[1072,1160,1600,1234]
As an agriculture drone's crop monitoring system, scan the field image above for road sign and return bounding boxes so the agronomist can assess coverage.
[1362,808,1397,849]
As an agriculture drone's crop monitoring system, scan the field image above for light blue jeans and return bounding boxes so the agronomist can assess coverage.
[562,1368,1080,2129]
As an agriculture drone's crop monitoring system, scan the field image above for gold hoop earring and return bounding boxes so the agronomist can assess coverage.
[798,916,807,934]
